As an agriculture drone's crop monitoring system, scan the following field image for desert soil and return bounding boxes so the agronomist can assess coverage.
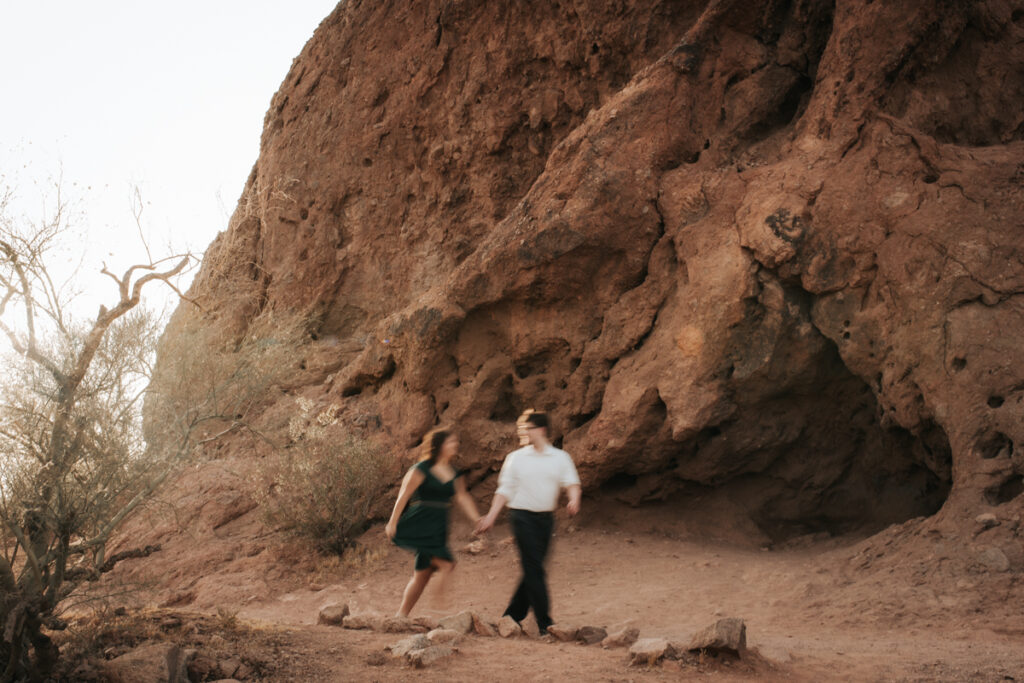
[200,497,1024,682]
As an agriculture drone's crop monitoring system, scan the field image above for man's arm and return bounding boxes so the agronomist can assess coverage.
[475,493,507,534]
[566,484,581,516]
[476,452,516,534]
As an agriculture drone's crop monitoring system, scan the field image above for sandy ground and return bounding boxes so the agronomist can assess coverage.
[214,498,1024,682]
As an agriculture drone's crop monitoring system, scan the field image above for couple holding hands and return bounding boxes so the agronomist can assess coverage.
[384,410,581,635]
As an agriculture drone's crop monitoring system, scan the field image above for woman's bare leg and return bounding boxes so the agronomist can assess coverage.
[427,559,455,611]
[397,567,433,617]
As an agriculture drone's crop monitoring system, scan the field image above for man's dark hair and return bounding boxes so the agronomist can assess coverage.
[525,412,549,430]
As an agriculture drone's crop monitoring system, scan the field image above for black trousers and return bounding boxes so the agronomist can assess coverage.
[504,509,555,631]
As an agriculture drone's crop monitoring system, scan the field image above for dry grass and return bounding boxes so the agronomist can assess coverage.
[255,401,396,555]
[52,606,294,681]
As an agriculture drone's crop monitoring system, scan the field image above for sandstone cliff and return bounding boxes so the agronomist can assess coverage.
[159,0,1024,549]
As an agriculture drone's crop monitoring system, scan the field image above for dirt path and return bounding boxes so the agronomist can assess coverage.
[229,500,1024,681]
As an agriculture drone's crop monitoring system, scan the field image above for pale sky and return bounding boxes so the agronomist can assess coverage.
[0,1,338,316]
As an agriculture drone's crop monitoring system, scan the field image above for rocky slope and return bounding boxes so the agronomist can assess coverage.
[157,0,1024,551]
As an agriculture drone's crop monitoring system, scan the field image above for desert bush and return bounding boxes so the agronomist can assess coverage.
[257,398,394,555]
[0,178,307,679]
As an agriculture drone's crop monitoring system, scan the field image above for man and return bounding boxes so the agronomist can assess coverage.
[476,410,581,634]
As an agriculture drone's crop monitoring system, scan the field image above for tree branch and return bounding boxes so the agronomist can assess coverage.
[62,544,161,583]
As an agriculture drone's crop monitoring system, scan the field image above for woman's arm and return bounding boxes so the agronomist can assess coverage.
[385,466,425,539]
[453,476,481,524]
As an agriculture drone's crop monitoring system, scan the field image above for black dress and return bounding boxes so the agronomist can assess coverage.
[392,460,458,570]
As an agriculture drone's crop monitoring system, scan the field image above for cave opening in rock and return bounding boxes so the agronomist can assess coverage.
[597,338,953,543]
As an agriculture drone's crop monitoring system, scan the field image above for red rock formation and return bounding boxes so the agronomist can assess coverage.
[161,0,1024,546]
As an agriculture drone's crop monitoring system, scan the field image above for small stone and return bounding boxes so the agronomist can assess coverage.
[343,613,385,630]
[577,625,608,645]
[438,610,474,634]
[976,513,999,529]
[546,624,578,642]
[101,643,194,683]
[390,634,431,657]
[218,657,242,678]
[463,539,486,554]
[427,628,462,643]
[471,613,497,637]
[630,638,676,665]
[407,644,455,668]
[497,615,522,638]
[688,617,747,656]
[521,618,541,638]
[979,547,1011,572]
[365,652,387,666]
[317,603,350,626]
[602,626,639,648]
[413,615,440,630]
[382,616,426,633]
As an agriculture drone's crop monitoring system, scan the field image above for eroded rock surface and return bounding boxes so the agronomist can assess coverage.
[158,0,1024,544]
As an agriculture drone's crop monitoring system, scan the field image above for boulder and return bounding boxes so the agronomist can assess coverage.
[100,643,194,683]
[521,618,542,639]
[576,625,608,645]
[390,634,431,657]
[497,616,522,638]
[217,657,242,679]
[342,613,385,630]
[382,615,428,633]
[976,513,999,529]
[317,603,350,626]
[546,624,579,642]
[365,652,387,666]
[427,628,463,644]
[688,618,747,656]
[471,613,497,637]
[408,644,455,668]
[602,626,640,648]
[438,610,474,634]
[414,615,440,630]
[630,638,677,666]
[978,547,1011,572]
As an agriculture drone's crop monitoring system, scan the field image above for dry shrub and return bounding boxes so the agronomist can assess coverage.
[52,607,290,681]
[257,399,394,554]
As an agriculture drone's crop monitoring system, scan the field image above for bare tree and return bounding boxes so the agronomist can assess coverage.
[0,181,303,680]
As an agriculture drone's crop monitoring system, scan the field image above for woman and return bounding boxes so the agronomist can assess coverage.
[385,428,481,617]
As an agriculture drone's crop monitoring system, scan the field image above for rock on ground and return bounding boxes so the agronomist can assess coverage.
[342,613,385,630]
[497,616,522,638]
[317,603,349,626]
[547,624,579,642]
[577,625,608,645]
[438,610,475,634]
[408,644,456,668]
[688,617,747,656]
[471,613,497,637]
[382,615,428,633]
[100,643,194,683]
[602,626,640,648]
[427,628,463,643]
[630,638,677,666]
[389,634,431,657]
